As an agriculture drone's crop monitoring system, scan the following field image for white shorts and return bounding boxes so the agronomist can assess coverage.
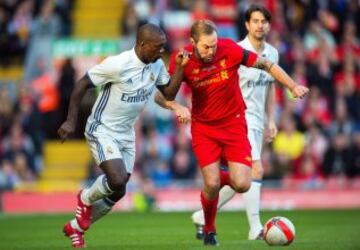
[247,128,263,161]
[85,131,135,173]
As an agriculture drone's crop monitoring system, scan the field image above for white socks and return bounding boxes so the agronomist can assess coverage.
[242,181,262,232]
[218,185,236,208]
[81,175,114,206]
[191,185,236,226]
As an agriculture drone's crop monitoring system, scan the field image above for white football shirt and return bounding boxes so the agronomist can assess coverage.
[85,48,170,141]
[238,36,279,131]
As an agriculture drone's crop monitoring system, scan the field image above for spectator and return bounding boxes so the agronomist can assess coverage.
[349,126,360,177]
[273,115,305,176]
[209,0,239,40]
[24,0,61,82]
[327,98,354,138]
[2,121,36,174]
[322,132,353,178]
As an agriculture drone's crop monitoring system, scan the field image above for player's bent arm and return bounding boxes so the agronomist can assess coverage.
[157,50,191,101]
[156,66,184,101]
[154,91,178,110]
[265,83,276,122]
[57,74,94,142]
[66,74,94,123]
[154,91,191,124]
[252,57,309,98]
[265,83,278,142]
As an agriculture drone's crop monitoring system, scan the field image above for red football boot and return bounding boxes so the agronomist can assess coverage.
[63,222,85,248]
[75,190,92,230]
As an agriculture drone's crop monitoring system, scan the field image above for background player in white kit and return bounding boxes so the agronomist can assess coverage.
[191,5,280,240]
[58,23,189,248]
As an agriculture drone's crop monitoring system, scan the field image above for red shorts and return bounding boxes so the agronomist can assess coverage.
[191,114,252,168]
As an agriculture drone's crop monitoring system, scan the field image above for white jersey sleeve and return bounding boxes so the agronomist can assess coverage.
[155,59,170,86]
[87,55,124,87]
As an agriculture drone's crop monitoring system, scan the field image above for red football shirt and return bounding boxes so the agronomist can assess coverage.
[169,38,257,123]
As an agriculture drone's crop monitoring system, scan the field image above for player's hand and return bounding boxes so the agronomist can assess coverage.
[169,101,191,124]
[175,49,191,67]
[57,120,76,143]
[290,85,309,99]
[265,119,278,143]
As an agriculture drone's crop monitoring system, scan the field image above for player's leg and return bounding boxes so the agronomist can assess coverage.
[191,184,236,239]
[84,141,136,226]
[91,173,131,224]
[78,159,127,228]
[191,121,223,246]
[243,129,264,240]
[192,164,235,239]
[64,159,128,248]
[200,162,221,246]
[227,161,252,193]
[243,160,264,239]
[74,133,130,230]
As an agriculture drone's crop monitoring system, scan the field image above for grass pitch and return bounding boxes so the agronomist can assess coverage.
[0,210,359,249]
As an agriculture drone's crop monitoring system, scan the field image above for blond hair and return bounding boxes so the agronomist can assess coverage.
[190,19,218,42]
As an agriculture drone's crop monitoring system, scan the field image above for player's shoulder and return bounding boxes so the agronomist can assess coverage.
[100,50,132,67]
[264,42,279,59]
[113,49,133,63]
[237,37,252,51]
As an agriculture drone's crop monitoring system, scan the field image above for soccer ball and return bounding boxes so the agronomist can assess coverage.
[263,216,296,246]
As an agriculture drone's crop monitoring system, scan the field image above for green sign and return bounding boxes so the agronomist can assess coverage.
[53,39,120,57]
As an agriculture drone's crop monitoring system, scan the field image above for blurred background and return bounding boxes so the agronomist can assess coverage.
[0,0,359,213]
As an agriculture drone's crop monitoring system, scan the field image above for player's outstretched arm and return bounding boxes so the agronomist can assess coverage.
[157,50,190,101]
[265,83,277,143]
[57,74,93,142]
[252,57,309,98]
[154,91,191,124]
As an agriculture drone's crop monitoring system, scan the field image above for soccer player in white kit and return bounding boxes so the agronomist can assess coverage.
[191,5,280,240]
[58,24,189,248]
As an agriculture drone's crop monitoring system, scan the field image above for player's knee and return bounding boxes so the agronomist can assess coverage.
[231,178,251,193]
[109,187,126,202]
[107,174,128,191]
[204,178,221,193]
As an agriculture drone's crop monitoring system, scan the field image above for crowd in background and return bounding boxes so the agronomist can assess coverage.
[0,0,360,191]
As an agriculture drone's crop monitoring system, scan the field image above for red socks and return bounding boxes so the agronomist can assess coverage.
[201,191,219,233]
[220,169,230,188]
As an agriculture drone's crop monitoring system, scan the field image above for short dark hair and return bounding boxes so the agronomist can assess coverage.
[191,19,218,42]
[136,23,165,44]
[245,5,272,23]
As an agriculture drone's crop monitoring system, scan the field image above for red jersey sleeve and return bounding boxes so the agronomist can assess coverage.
[241,48,258,67]
[225,39,257,67]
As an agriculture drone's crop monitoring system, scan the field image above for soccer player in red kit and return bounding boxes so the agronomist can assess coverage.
[155,20,308,246]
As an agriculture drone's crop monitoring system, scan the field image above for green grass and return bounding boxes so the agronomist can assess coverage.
[0,210,360,249]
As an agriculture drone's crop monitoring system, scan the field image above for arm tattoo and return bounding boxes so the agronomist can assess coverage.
[253,57,274,72]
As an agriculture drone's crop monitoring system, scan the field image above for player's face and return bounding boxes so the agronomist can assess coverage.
[246,11,270,41]
[143,35,167,63]
[192,32,218,63]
